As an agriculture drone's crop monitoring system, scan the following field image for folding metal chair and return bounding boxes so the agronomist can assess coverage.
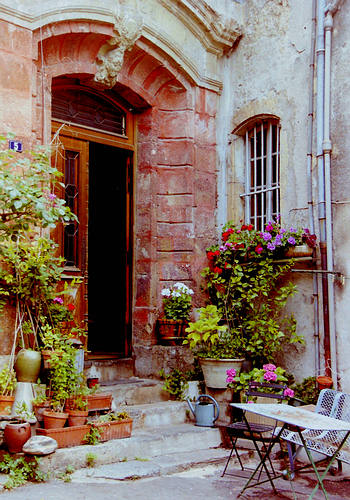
[280,389,350,477]
[221,381,287,477]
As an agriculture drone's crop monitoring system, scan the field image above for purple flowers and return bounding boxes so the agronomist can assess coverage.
[288,236,296,245]
[53,297,63,304]
[263,364,277,371]
[262,232,272,241]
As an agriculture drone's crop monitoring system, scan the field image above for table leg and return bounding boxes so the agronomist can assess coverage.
[298,430,350,500]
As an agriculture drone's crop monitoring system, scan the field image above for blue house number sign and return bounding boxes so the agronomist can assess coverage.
[9,140,23,153]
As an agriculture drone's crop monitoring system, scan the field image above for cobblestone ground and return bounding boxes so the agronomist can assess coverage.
[0,457,350,500]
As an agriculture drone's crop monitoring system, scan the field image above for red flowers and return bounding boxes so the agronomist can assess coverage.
[255,245,263,254]
[213,267,222,274]
[222,227,234,242]
[207,250,220,260]
[67,303,75,312]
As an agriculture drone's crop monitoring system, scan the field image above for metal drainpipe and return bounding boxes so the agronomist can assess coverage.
[323,6,339,388]
[316,0,332,379]
[308,0,321,375]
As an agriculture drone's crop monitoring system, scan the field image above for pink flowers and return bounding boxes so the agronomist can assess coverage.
[53,297,63,304]
[226,368,237,383]
[283,387,295,398]
[264,370,277,382]
[263,364,276,371]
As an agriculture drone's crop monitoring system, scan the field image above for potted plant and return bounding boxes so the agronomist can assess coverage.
[0,365,17,414]
[0,140,76,385]
[202,219,306,368]
[90,411,133,441]
[67,394,88,427]
[157,282,194,345]
[43,345,80,429]
[32,392,50,425]
[184,305,245,389]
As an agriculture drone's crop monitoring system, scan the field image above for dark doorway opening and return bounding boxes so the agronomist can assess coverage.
[88,142,132,355]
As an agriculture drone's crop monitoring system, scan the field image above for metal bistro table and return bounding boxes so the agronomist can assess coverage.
[230,403,350,499]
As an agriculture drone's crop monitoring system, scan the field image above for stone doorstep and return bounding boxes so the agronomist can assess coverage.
[37,423,223,474]
[99,377,171,406]
[119,401,189,429]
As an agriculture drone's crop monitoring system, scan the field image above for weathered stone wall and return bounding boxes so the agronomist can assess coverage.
[330,0,350,391]
[220,0,317,382]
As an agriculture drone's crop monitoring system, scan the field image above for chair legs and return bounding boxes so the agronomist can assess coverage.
[222,432,277,478]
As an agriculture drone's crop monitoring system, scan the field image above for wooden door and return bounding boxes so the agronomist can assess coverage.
[54,134,132,356]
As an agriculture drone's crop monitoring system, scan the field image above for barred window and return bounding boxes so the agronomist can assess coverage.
[240,120,280,231]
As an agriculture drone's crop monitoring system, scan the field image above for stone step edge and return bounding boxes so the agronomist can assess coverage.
[37,424,223,474]
[71,447,239,482]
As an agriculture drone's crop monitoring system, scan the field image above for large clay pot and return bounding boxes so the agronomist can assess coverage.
[4,421,31,453]
[14,349,41,383]
[157,319,188,345]
[199,358,244,389]
[43,410,68,429]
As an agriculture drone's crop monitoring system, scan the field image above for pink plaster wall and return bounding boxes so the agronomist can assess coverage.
[0,19,218,353]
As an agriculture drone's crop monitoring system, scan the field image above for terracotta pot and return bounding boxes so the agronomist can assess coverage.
[87,377,99,389]
[87,394,112,412]
[68,409,88,426]
[317,376,333,390]
[4,421,31,453]
[94,419,133,441]
[33,401,51,424]
[14,349,41,383]
[37,424,89,448]
[64,396,88,411]
[0,395,15,415]
[41,350,63,369]
[43,410,68,429]
[199,358,245,389]
[285,244,313,258]
[157,319,188,345]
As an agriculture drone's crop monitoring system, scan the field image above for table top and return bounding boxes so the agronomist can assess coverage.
[231,403,350,431]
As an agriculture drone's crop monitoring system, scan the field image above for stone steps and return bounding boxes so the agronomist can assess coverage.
[38,423,224,474]
[119,401,189,429]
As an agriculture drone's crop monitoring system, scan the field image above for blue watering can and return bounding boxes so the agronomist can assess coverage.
[186,394,220,427]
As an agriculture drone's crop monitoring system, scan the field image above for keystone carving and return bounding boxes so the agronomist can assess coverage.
[94,7,143,88]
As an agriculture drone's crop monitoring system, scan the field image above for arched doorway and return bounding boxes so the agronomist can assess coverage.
[51,77,135,358]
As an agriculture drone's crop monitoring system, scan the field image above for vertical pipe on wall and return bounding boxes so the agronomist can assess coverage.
[316,0,332,379]
[323,9,338,388]
[308,0,321,375]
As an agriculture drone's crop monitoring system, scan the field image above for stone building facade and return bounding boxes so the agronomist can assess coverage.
[0,0,349,390]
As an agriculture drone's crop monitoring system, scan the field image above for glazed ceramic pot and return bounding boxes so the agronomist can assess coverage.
[14,349,41,383]
[4,420,31,453]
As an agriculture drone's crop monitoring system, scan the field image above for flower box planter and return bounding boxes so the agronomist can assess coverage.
[87,394,112,412]
[94,418,133,441]
[36,424,90,448]
[0,396,15,415]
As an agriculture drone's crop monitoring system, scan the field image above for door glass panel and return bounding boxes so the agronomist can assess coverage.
[64,150,79,267]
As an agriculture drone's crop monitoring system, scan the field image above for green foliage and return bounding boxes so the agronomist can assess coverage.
[228,366,289,398]
[84,423,102,445]
[161,282,194,320]
[159,369,189,400]
[0,454,47,489]
[202,221,306,365]
[0,364,16,396]
[14,401,35,421]
[183,305,244,359]
[292,376,320,405]
[0,136,74,238]
[47,345,81,412]
[85,452,97,468]
[98,411,130,422]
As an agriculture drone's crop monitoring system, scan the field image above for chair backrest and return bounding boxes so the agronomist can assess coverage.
[245,381,288,402]
[315,389,344,417]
